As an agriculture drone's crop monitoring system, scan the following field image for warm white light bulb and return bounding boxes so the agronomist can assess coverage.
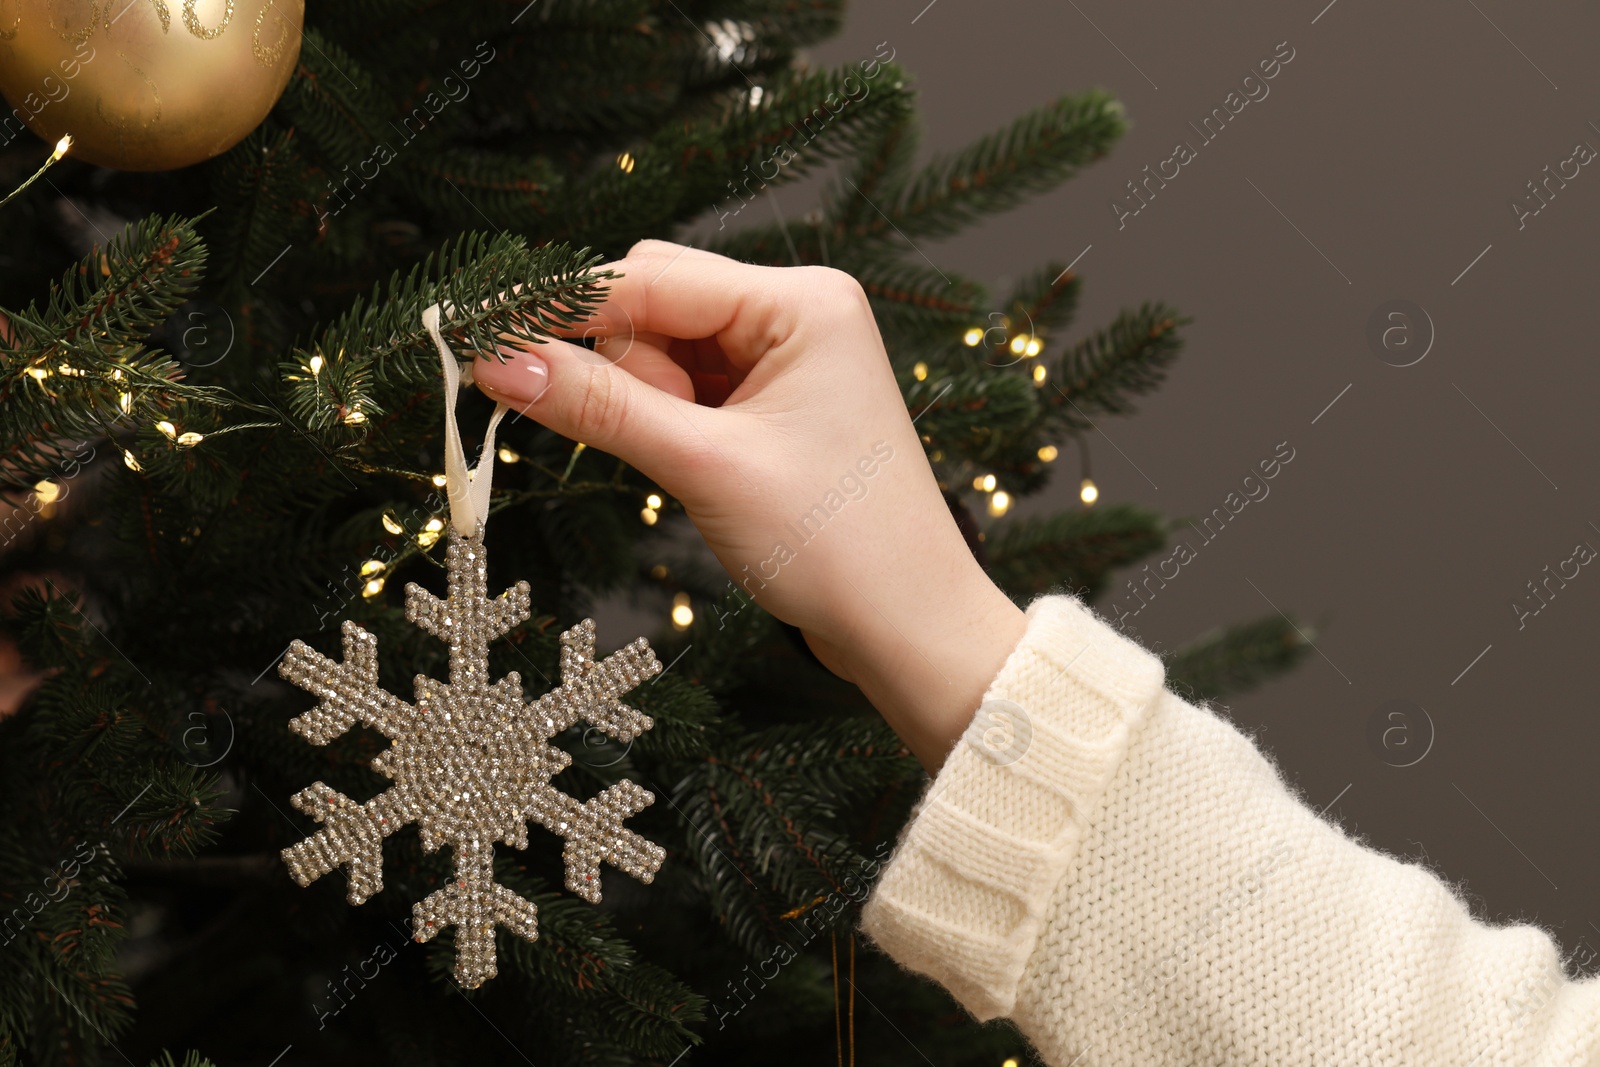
[671,593,694,630]
[1080,477,1099,505]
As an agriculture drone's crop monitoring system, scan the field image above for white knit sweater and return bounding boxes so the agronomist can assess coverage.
[860,595,1599,1066]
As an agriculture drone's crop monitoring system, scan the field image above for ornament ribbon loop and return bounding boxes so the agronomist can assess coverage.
[423,303,510,536]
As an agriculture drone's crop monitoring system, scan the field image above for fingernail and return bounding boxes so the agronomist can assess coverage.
[478,344,550,404]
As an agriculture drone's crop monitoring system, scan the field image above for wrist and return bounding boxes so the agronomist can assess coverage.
[837,558,1028,773]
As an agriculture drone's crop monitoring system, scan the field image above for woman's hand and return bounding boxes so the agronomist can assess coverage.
[474,239,1027,771]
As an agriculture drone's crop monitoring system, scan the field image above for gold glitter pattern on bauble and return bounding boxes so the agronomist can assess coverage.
[250,0,291,64]
[181,0,233,39]
[277,525,666,989]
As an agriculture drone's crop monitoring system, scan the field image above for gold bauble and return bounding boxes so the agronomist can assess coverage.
[0,0,304,171]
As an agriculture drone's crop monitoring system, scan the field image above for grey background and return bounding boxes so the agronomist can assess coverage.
[624,0,1599,959]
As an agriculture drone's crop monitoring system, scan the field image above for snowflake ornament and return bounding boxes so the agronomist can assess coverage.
[277,525,666,988]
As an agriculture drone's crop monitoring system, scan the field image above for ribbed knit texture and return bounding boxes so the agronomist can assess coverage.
[860,594,1600,1066]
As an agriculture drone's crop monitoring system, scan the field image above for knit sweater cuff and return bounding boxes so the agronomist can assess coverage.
[859,594,1167,1021]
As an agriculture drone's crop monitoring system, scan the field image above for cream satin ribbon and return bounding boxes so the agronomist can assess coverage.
[422,303,511,536]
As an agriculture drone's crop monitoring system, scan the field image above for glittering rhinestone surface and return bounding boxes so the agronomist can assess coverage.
[278,525,665,988]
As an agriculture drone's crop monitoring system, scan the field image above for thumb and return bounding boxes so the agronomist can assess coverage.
[473,335,716,490]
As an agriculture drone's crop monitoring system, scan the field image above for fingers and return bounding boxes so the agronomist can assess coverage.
[473,333,719,490]
[558,240,826,372]
[593,334,695,402]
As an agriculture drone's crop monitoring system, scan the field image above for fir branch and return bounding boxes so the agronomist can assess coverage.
[280,234,612,430]
[396,152,561,233]
[904,370,1039,465]
[39,962,135,1055]
[205,127,318,296]
[1004,260,1085,342]
[28,684,147,771]
[625,672,725,763]
[701,0,845,49]
[707,61,914,194]
[672,720,890,958]
[1165,614,1315,705]
[545,61,914,249]
[673,3,845,86]
[275,29,389,170]
[23,213,202,346]
[491,871,641,997]
[849,258,986,353]
[852,89,1127,241]
[0,215,243,489]
[6,584,89,670]
[1044,301,1189,429]
[147,1053,221,1067]
[737,718,913,804]
[986,503,1169,602]
[830,110,920,229]
[107,771,230,860]
[498,0,654,28]
[681,584,781,694]
[466,23,721,136]
[592,961,707,1057]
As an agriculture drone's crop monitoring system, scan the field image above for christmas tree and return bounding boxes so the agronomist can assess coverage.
[0,2,1313,1064]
